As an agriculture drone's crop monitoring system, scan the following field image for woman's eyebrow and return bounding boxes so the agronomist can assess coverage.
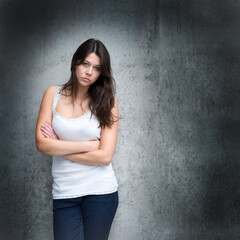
[84,59,100,67]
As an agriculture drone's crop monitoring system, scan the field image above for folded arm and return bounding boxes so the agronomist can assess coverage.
[37,137,99,157]
[64,99,119,166]
[35,86,99,156]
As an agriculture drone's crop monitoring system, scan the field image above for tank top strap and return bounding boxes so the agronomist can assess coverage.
[52,86,63,112]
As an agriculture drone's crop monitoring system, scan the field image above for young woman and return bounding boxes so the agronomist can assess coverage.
[35,39,119,240]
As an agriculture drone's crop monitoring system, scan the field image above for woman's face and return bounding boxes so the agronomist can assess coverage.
[75,52,101,88]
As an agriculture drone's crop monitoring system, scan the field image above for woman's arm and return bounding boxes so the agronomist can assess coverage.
[35,86,99,156]
[64,99,119,166]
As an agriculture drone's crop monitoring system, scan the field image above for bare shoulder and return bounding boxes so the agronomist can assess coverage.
[42,85,60,100]
[44,85,60,95]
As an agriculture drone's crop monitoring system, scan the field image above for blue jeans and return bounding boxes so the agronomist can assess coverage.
[53,191,119,240]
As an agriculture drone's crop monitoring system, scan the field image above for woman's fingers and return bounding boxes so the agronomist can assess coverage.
[41,125,51,134]
[41,130,50,138]
[41,129,51,138]
[40,125,49,134]
[41,123,59,139]
[41,124,53,137]
[41,123,53,134]
[43,123,54,132]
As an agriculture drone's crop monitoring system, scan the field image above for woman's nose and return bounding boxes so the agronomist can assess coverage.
[86,67,92,75]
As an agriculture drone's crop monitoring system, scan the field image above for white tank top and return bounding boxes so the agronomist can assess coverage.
[51,86,118,199]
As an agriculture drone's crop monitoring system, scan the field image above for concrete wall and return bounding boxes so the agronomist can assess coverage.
[0,0,239,239]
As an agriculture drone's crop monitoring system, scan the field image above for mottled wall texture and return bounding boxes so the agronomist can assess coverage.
[0,0,239,239]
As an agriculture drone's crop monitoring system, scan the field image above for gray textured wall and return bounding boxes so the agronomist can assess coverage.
[0,0,239,239]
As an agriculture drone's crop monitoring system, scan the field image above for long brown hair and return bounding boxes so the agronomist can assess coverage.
[61,38,117,128]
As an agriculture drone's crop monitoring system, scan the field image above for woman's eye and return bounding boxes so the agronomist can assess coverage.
[83,62,88,67]
[94,67,100,71]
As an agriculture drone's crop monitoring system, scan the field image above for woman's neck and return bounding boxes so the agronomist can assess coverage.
[73,85,90,106]
[76,85,89,99]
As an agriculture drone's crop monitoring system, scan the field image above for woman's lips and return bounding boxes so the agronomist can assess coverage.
[83,77,90,82]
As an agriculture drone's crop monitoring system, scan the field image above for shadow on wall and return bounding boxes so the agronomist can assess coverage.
[199,44,240,230]
[157,0,240,236]
[128,1,240,235]
[188,3,240,231]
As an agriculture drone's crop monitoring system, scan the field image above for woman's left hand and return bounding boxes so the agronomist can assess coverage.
[40,123,59,139]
